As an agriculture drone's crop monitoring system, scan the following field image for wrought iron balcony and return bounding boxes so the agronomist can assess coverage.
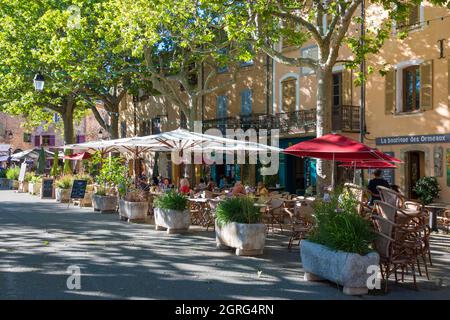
[202,105,360,134]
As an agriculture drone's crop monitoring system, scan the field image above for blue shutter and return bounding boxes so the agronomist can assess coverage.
[240,89,252,116]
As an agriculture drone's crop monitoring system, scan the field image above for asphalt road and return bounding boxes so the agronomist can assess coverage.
[0,190,449,300]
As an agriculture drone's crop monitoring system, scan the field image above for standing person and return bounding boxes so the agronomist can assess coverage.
[367,169,390,205]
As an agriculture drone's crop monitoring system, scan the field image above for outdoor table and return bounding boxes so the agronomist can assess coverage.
[425,203,450,232]
[189,198,211,227]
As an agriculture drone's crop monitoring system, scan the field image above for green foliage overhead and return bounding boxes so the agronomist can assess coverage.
[97,155,128,187]
[215,196,262,226]
[309,190,375,255]
[153,191,188,211]
[413,177,441,205]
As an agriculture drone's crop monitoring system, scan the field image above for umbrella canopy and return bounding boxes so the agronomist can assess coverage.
[283,133,397,162]
[64,152,92,160]
[36,147,46,175]
[339,161,397,169]
[11,148,54,161]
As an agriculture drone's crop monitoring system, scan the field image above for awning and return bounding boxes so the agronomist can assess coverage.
[64,152,92,160]
[339,161,397,169]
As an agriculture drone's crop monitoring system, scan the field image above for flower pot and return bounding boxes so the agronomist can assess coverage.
[55,188,71,203]
[0,178,9,190]
[300,240,380,295]
[154,207,190,234]
[28,182,41,195]
[92,194,118,213]
[215,221,266,256]
[119,199,149,222]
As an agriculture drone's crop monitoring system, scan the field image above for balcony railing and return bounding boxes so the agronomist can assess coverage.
[202,105,360,134]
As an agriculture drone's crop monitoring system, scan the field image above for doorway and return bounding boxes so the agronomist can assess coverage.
[406,151,424,199]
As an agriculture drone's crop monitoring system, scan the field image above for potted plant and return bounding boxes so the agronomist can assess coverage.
[153,191,189,234]
[55,175,73,203]
[92,186,118,213]
[0,169,8,189]
[119,188,149,222]
[215,196,266,256]
[19,172,34,193]
[413,176,440,205]
[28,175,42,195]
[301,190,379,295]
[6,167,20,190]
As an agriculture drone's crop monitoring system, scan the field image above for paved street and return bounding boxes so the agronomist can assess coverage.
[0,190,449,300]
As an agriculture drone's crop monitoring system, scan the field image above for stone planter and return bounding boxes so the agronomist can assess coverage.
[215,222,266,256]
[18,181,29,193]
[119,199,149,222]
[55,188,71,203]
[92,194,118,213]
[28,182,41,195]
[8,180,19,190]
[154,207,190,234]
[300,240,380,295]
[0,178,9,190]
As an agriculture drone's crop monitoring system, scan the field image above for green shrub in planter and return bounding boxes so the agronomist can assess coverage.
[56,175,74,189]
[414,176,440,205]
[74,173,94,185]
[154,191,188,211]
[6,167,20,180]
[95,186,108,196]
[30,175,42,184]
[216,196,262,227]
[24,172,34,183]
[309,190,375,255]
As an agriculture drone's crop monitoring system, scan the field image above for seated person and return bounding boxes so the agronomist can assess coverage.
[160,178,171,192]
[367,169,390,205]
[179,177,191,194]
[231,181,246,196]
[206,179,215,192]
[256,181,269,197]
[196,178,207,191]
[138,172,149,191]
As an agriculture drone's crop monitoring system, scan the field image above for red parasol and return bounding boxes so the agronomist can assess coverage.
[339,161,397,169]
[63,152,92,161]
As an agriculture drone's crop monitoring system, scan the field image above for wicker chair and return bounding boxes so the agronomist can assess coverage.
[374,200,423,292]
[265,198,285,233]
[344,183,373,218]
[284,201,315,249]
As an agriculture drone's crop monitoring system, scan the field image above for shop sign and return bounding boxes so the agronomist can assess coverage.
[376,134,450,146]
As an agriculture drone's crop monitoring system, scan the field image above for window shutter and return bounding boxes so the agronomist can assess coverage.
[49,135,55,146]
[448,58,450,109]
[385,68,396,114]
[34,136,41,147]
[420,60,433,111]
[342,69,353,105]
[241,89,252,116]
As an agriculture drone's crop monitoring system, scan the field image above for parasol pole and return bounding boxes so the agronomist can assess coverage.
[331,153,335,190]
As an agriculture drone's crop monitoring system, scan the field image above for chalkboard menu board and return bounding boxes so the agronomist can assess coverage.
[70,180,88,199]
[41,178,54,199]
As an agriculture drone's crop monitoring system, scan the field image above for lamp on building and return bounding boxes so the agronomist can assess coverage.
[98,129,104,140]
[33,72,45,92]
[4,130,13,140]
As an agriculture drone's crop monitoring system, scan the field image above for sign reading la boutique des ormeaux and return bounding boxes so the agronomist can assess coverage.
[375,134,450,146]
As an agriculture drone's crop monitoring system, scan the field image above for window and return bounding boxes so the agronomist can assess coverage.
[180,113,187,129]
[76,135,86,143]
[121,121,127,138]
[151,118,161,134]
[402,65,420,112]
[217,95,228,131]
[301,46,318,76]
[397,4,421,31]
[239,45,254,67]
[41,135,55,146]
[240,89,252,116]
[34,135,40,147]
[23,133,32,143]
[281,78,297,113]
[332,73,343,107]
[140,119,151,136]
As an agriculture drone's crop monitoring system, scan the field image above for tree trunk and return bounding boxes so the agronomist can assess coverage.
[109,109,119,139]
[61,97,75,173]
[315,66,333,195]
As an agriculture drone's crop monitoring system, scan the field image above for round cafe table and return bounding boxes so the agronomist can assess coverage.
[425,203,450,232]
